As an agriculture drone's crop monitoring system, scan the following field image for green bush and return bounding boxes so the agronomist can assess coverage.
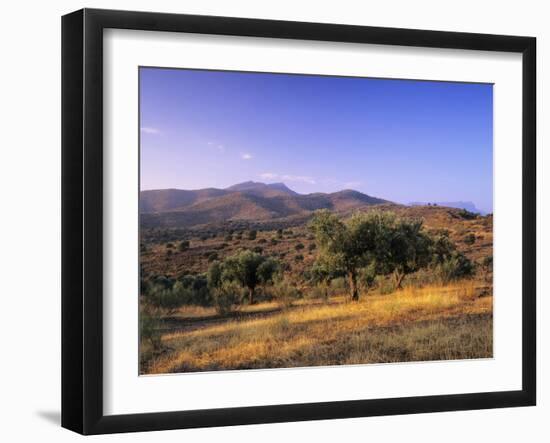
[308,284,329,302]
[330,277,348,296]
[140,311,162,350]
[436,252,475,284]
[457,208,477,220]
[464,233,476,245]
[480,255,493,282]
[212,281,241,315]
[295,243,305,251]
[271,280,301,308]
[248,230,257,240]
[146,284,185,314]
[178,240,190,251]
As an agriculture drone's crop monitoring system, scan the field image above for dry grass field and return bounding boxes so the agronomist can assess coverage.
[141,281,492,374]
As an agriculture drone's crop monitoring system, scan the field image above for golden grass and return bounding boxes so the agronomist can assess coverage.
[141,282,492,374]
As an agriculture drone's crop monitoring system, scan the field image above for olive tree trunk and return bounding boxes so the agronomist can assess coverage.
[348,270,359,301]
[393,270,405,290]
[248,286,255,305]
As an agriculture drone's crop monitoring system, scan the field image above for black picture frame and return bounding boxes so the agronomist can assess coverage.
[62,8,536,435]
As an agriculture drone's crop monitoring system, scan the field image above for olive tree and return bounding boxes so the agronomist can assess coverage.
[308,210,394,301]
[387,218,433,290]
[257,257,280,287]
[310,256,341,300]
[209,250,280,304]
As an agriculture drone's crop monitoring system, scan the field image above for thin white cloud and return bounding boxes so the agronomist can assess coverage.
[283,174,316,185]
[259,172,278,180]
[344,181,362,188]
[140,126,160,134]
[241,153,253,160]
[259,172,316,185]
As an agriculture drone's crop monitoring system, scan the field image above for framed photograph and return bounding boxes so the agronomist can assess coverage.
[62,8,536,435]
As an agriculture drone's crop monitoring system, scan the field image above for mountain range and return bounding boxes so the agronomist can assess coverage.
[140,181,389,228]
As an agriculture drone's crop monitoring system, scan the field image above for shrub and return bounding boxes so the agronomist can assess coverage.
[165,242,174,249]
[253,246,263,254]
[436,252,475,284]
[481,255,493,271]
[295,254,304,262]
[139,311,162,350]
[464,233,476,245]
[271,280,301,308]
[212,281,241,315]
[199,234,208,241]
[457,208,477,220]
[480,255,493,282]
[247,230,257,240]
[178,240,190,251]
[146,284,185,314]
[330,277,348,295]
[377,276,395,295]
[224,234,233,241]
[207,252,219,262]
[270,238,279,245]
[153,275,173,289]
[295,243,305,251]
[258,238,267,244]
[308,285,329,302]
[308,243,316,252]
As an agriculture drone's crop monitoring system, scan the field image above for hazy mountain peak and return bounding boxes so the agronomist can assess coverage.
[226,181,298,195]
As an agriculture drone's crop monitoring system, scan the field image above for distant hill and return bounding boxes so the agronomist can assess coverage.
[140,182,389,228]
[409,201,487,215]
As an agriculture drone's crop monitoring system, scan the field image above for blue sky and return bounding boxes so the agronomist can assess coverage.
[140,68,493,213]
